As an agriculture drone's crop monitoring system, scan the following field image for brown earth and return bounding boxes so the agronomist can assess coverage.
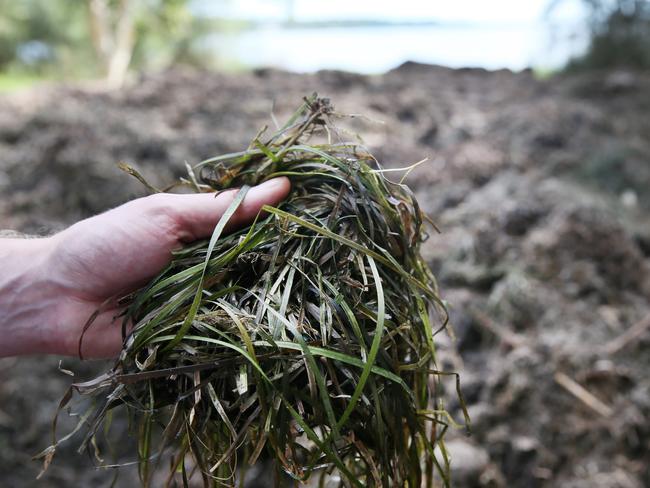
[0,64,649,487]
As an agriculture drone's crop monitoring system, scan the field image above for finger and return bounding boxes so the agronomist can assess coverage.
[164,177,291,241]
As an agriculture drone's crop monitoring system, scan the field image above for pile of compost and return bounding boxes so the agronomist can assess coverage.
[1,65,649,488]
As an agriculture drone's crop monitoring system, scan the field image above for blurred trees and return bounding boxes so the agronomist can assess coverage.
[88,0,137,86]
[560,0,650,69]
[4,0,649,82]
[0,0,208,86]
[0,1,83,74]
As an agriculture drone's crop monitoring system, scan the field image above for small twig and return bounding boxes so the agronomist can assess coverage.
[602,314,650,355]
[472,310,527,348]
[554,371,613,418]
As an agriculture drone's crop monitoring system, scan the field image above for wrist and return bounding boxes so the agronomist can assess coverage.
[0,236,64,356]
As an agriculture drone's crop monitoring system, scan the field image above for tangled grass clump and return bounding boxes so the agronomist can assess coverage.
[41,95,468,487]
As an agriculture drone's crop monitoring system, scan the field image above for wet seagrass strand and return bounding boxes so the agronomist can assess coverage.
[44,96,467,487]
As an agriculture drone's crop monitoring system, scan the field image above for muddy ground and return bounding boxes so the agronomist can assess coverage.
[0,64,649,487]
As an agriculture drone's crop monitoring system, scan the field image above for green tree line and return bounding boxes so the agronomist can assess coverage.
[0,0,211,86]
[1,0,648,88]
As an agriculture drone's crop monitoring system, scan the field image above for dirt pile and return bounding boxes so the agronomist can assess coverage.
[0,64,649,487]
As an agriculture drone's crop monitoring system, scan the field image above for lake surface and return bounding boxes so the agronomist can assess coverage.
[203,23,587,73]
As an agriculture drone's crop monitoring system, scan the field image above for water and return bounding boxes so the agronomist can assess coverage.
[203,23,588,73]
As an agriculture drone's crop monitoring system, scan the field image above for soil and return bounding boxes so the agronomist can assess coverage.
[1,63,649,487]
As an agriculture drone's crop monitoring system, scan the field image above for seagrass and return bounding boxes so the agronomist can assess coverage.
[39,95,468,487]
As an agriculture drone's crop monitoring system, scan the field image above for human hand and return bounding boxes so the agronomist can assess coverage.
[0,177,290,358]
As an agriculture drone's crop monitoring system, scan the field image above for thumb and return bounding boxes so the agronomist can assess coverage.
[166,177,291,241]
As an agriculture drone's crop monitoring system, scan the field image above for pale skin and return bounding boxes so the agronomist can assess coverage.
[0,177,290,359]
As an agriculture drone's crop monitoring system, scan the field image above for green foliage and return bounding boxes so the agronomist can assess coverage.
[0,0,210,78]
[568,0,650,70]
[0,0,86,73]
[0,72,46,92]
[130,0,211,70]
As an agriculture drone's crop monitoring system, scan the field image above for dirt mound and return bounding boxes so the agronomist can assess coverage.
[1,65,649,487]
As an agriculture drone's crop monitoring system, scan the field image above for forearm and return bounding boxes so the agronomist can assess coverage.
[0,237,61,356]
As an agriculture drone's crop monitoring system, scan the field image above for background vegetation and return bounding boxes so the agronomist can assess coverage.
[0,0,649,92]
[0,0,213,87]
[563,0,650,69]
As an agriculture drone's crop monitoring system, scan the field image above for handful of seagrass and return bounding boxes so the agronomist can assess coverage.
[42,96,467,487]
